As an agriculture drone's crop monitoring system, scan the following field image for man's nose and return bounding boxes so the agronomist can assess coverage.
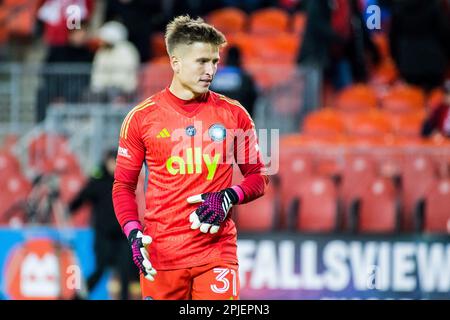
[204,62,215,76]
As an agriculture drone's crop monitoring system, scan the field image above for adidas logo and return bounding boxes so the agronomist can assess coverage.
[157,128,171,138]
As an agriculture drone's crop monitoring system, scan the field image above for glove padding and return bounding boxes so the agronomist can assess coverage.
[187,188,239,234]
[128,229,157,281]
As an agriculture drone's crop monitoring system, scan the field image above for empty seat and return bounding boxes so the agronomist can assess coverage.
[249,7,289,34]
[235,180,279,232]
[246,33,299,63]
[302,109,346,137]
[345,110,392,137]
[388,110,425,138]
[58,172,86,205]
[0,173,32,224]
[401,154,437,231]
[381,85,425,113]
[207,7,247,34]
[289,176,340,232]
[0,150,21,177]
[138,62,172,99]
[336,84,378,112]
[46,151,82,174]
[28,133,69,173]
[350,177,400,233]
[421,179,450,233]
[340,153,378,228]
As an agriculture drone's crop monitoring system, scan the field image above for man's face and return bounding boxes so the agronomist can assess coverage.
[171,42,220,95]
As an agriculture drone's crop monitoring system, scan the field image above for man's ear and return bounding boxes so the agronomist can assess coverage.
[170,55,180,74]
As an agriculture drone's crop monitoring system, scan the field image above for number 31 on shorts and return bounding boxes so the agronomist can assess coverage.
[210,268,238,297]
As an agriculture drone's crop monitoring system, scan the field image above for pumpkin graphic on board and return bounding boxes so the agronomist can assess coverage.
[3,238,79,300]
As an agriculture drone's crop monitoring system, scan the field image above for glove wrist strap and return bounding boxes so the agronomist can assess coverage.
[123,220,142,239]
[230,185,245,204]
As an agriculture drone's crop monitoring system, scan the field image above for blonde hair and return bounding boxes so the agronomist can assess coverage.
[165,15,227,54]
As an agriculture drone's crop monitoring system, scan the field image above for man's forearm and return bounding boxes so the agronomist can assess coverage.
[112,179,141,229]
[235,163,269,204]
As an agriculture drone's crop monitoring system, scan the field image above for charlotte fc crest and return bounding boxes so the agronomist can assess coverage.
[208,123,226,142]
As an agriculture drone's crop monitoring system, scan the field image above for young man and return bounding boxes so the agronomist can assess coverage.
[112,15,268,300]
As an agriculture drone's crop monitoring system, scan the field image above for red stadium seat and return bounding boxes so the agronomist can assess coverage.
[0,150,21,177]
[336,84,378,112]
[302,109,346,137]
[290,176,339,232]
[235,179,279,232]
[340,153,378,229]
[4,0,39,37]
[352,177,399,233]
[206,7,248,34]
[0,173,32,224]
[401,154,437,231]
[28,133,69,173]
[58,172,86,205]
[249,7,289,34]
[422,178,450,233]
[277,147,315,228]
[246,33,299,64]
[381,85,425,113]
[46,151,82,174]
[245,61,296,90]
[345,110,392,137]
[388,110,425,138]
[138,62,172,100]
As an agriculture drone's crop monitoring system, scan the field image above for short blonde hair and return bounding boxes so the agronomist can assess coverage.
[165,15,227,55]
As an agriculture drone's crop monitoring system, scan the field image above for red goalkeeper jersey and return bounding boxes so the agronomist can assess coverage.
[113,88,268,270]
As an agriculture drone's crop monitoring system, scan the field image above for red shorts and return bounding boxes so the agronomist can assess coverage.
[140,261,239,300]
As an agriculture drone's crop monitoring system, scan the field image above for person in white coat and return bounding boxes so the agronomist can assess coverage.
[90,21,140,102]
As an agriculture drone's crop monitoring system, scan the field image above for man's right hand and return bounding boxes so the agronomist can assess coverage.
[128,229,157,281]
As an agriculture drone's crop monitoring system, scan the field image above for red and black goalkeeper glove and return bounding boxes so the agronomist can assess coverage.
[187,188,239,234]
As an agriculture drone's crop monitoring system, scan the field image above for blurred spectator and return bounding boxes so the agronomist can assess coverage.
[389,0,450,92]
[297,0,349,115]
[90,21,140,103]
[422,80,450,138]
[36,22,95,123]
[105,0,164,62]
[210,46,258,117]
[68,149,139,300]
[347,0,381,83]
[37,0,95,47]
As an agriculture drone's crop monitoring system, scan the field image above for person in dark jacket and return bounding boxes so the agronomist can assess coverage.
[210,46,258,117]
[389,0,450,92]
[69,149,138,300]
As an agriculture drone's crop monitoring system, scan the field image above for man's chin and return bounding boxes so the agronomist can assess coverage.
[195,85,210,94]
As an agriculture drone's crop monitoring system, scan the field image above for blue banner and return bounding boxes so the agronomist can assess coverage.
[237,233,450,299]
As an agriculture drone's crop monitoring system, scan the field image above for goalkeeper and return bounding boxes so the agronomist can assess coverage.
[112,15,268,300]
